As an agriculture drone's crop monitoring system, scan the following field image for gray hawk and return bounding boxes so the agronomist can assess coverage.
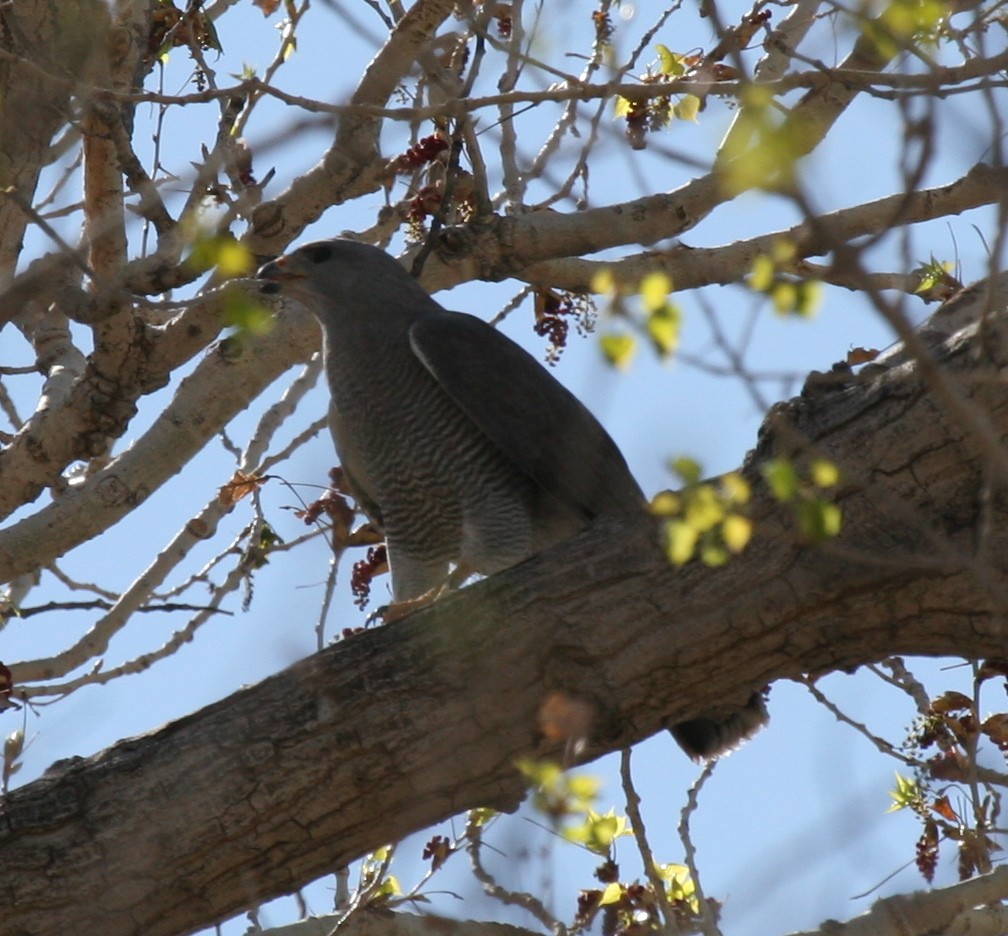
[257,238,767,758]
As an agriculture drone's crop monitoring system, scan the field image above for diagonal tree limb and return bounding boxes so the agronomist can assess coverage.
[2,275,1008,935]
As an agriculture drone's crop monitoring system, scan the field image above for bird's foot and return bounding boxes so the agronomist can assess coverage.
[375,582,452,623]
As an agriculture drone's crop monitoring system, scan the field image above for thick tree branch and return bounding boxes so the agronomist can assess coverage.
[0,286,315,585]
[787,865,1008,936]
[0,2,106,273]
[3,276,1008,935]
[509,162,1007,294]
[261,911,539,936]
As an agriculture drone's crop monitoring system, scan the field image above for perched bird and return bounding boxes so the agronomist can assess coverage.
[257,239,767,758]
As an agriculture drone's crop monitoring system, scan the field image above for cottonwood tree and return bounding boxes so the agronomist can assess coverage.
[1,0,1007,934]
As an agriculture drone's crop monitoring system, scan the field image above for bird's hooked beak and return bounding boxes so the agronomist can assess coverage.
[257,255,306,294]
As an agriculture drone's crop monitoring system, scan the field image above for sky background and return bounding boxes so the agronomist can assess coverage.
[3,0,1006,933]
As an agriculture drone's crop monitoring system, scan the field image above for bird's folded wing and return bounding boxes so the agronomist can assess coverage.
[409,310,645,518]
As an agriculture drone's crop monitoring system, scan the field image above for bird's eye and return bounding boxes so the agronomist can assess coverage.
[303,244,333,264]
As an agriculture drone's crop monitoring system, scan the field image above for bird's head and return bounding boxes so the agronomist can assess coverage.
[256,239,433,326]
[257,241,337,296]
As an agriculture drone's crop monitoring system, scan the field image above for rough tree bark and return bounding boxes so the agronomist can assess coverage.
[2,276,1008,935]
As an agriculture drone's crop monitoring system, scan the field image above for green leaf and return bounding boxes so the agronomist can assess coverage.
[810,459,840,488]
[599,882,624,906]
[216,240,255,276]
[639,271,673,311]
[591,267,617,295]
[720,471,751,504]
[913,256,959,300]
[189,234,255,277]
[721,513,752,553]
[794,280,822,317]
[567,773,604,809]
[656,862,699,911]
[750,254,776,292]
[700,536,730,567]
[650,490,681,517]
[656,44,687,76]
[467,807,498,827]
[673,94,701,122]
[516,759,601,818]
[771,280,798,315]
[798,500,842,542]
[718,87,804,194]
[646,303,681,358]
[887,772,921,812]
[670,456,702,486]
[202,16,223,53]
[223,289,275,336]
[664,519,698,565]
[600,332,637,370]
[762,458,799,501]
[371,875,401,901]
[684,484,724,532]
[563,808,629,855]
[515,757,561,788]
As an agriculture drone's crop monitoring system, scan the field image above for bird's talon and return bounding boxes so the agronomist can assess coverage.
[365,606,387,627]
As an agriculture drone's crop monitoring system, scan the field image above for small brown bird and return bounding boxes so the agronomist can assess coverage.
[258,239,767,758]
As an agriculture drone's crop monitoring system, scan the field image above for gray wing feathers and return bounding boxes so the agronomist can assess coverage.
[409,311,645,519]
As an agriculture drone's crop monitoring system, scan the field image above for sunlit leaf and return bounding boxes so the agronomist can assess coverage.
[750,254,776,292]
[599,882,624,905]
[224,289,275,336]
[215,240,255,276]
[670,456,702,486]
[718,87,804,194]
[650,490,681,516]
[563,808,629,854]
[591,267,617,295]
[646,304,681,357]
[684,485,724,531]
[467,807,498,827]
[656,44,687,76]
[810,459,840,488]
[720,471,751,504]
[888,772,922,812]
[567,773,603,807]
[722,513,752,553]
[700,536,730,566]
[798,500,842,541]
[600,332,637,369]
[371,875,401,900]
[664,519,698,565]
[795,280,822,317]
[771,280,797,315]
[762,458,798,501]
[639,271,672,311]
[674,94,701,122]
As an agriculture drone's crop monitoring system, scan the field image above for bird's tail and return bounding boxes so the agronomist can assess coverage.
[669,690,770,760]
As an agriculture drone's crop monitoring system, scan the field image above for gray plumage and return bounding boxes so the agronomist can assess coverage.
[259,239,643,598]
[257,238,767,759]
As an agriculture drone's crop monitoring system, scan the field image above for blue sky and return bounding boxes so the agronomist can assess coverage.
[3,0,1005,933]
